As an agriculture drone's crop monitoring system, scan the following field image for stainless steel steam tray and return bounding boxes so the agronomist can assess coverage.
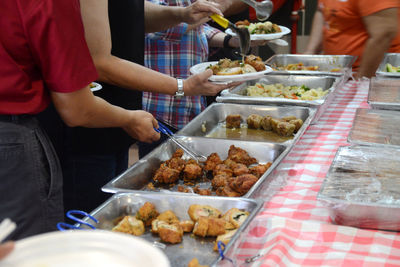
[176,103,315,145]
[376,53,400,78]
[368,77,400,110]
[78,192,262,267]
[318,145,400,231]
[102,136,288,198]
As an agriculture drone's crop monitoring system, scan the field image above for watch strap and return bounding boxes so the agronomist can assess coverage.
[175,78,184,98]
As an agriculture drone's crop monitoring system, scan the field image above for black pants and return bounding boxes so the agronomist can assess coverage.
[0,115,63,240]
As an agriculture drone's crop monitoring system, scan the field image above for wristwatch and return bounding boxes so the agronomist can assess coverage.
[175,78,184,98]
[223,34,233,49]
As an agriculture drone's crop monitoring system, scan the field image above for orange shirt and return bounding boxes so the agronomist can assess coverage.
[319,0,400,69]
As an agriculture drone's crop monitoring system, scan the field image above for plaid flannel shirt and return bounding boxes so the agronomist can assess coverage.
[143,0,220,129]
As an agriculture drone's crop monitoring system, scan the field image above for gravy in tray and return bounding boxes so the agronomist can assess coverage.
[206,125,293,143]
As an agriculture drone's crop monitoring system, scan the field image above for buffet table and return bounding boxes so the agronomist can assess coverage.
[222,80,400,266]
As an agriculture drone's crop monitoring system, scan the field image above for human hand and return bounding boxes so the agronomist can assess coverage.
[181,0,223,24]
[0,241,14,260]
[183,69,241,96]
[123,111,160,143]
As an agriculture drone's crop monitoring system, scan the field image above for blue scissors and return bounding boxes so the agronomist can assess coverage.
[57,210,99,231]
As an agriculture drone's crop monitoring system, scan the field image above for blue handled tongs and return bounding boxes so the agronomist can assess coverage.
[57,210,99,231]
[154,121,207,163]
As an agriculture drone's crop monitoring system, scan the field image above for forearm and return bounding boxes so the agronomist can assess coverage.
[304,10,324,54]
[145,2,184,33]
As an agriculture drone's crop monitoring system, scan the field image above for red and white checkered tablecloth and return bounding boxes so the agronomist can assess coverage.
[221,80,400,266]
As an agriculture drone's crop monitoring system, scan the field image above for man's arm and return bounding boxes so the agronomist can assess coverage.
[51,85,160,143]
[80,0,231,96]
[304,9,324,54]
[358,8,398,78]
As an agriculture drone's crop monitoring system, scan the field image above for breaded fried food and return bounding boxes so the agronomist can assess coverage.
[213,164,233,177]
[222,158,238,169]
[270,118,281,133]
[192,217,225,237]
[276,121,295,137]
[188,258,209,267]
[288,119,303,133]
[213,229,238,251]
[166,157,186,172]
[204,153,222,172]
[192,217,209,237]
[225,208,250,228]
[211,174,229,189]
[157,210,180,224]
[216,185,241,197]
[247,114,263,129]
[232,163,249,176]
[188,204,222,222]
[261,116,272,131]
[249,162,272,178]
[158,223,183,244]
[226,114,242,129]
[112,216,145,236]
[245,55,266,72]
[228,145,257,166]
[136,202,159,226]
[193,186,212,196]
[180,220,195,232]
[153,163,181,184]
[184,160,203,180]
[151,219,169,234]
[229,174,258,195]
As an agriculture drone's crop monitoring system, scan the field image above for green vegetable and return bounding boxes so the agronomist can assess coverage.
[386,63,397,73]
[301,85,311,91]
[295,92,302,97]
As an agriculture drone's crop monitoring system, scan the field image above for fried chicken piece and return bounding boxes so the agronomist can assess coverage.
[232,163,249,176]
[249,162,272,178]
[213,164,233,177]
[112,216,145,236]
[151,219,169,234]
[172,149,184,158]
[216,186,241,197]
[224,208,250,228]
[166,157,186,172]
[247,114,263,129]
[275,121,296,137]
[213,229,238,251]
[192,217,225,237]
[204,153,222,172]
[180,220,195,232]
[235,19,250,27]
[245,55,266,72]
[188,258,209,267]
[188,204,222,222]
[228,145,257,166]
[270,118,281,133]
[153,163,181,184]
[184,160,203,180]
[218,58,232,69]
[211,174,229,189]
[177,185,192,193]
[288,119,303,133]
[193,186,212,196]
[229,174,258,195]
[157,210,180,224]
[222,158,238,169]
[282,116,298,122]
[136,202,159,227]
[261,116,272,131]
[158,223,184,244]
[226,114,242,129]
[192,217,208,237]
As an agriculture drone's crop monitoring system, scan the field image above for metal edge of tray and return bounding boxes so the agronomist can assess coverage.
[316,145,400,231]
[76,192,264,267]
[367,101,400,111]
[216,74,343,108]
[102,137,290,198]
[175,103,316,147]
[376,53,400,77]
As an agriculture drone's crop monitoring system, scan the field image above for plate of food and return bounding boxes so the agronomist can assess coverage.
[190,55,273,82]
[90,82,102,92]
[225,20,291,41]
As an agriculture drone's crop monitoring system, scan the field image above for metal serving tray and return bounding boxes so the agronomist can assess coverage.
[348,108,400,148]
[368,77,400,110]
[376,53,400,78]
[318,145,400,231]
[102,136,288,198]
[265,54,356,77]
[176,103,315,145]
[78,192,262,267]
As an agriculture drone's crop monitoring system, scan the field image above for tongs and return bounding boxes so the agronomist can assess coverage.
[210,14,250,56]
[155,121,207,163]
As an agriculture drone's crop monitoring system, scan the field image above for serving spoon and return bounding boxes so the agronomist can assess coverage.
[240,0,273,21]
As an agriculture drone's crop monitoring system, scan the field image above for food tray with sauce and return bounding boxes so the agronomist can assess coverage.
[318,145,400,231]
[265,54,355,77]
[368,77,400,110]
[78,192,262,267]
[348,108,400,148]
[176,103,315,145]
[376,53,400,78]
[102,136,288,198]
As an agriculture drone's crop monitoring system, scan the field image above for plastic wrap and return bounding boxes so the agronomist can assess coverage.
[368,77,400,110]
[348,108,400,147]
[318,145,400,231]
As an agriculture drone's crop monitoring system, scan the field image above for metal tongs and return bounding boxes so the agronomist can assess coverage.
[155,121,207,163]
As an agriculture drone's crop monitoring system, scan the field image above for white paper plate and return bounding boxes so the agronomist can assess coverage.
[90,82,102,92]
[0,230,170,267]
[226,26,291,41]
[190,61,272,82]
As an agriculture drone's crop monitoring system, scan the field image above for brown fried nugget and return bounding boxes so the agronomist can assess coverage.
[227,209,250,228]
[188,204,222,222]
[112,216,145,236]
[213,164,233,177]
[211,174,229,189]
[216,186,241,197]
[247,114,263,129]
[289,119,304,133]
[275,121,296,137]
[213,229,238,251]
[184,160,203,180]
[180,220,195,232]
[226,114,242,129]
[228,145,257,166]
[232,163,249,176]
[157,210,180,224]
[158,223,183,244]
[136,202,159,227]
[204,153,222,172]
[192,217,209,237]
[261,116,272,131]
[153,163,180,184]
[249,162,272,178]
[151,219,169,234]
[206,217,226,236]
[229,174,258,195]
[245,55,266,72]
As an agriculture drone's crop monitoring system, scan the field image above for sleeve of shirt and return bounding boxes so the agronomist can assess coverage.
[21,0,98,93]
[355,0,400,17]
[203,24,221,40]
[146,23,189,42]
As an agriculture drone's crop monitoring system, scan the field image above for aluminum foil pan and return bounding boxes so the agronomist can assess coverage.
[318,145,400,231]
[78,192,262,267]
[368,77,400,110]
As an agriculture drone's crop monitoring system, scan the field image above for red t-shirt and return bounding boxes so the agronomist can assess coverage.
[0,0,98,115]
[319,0,400,69]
